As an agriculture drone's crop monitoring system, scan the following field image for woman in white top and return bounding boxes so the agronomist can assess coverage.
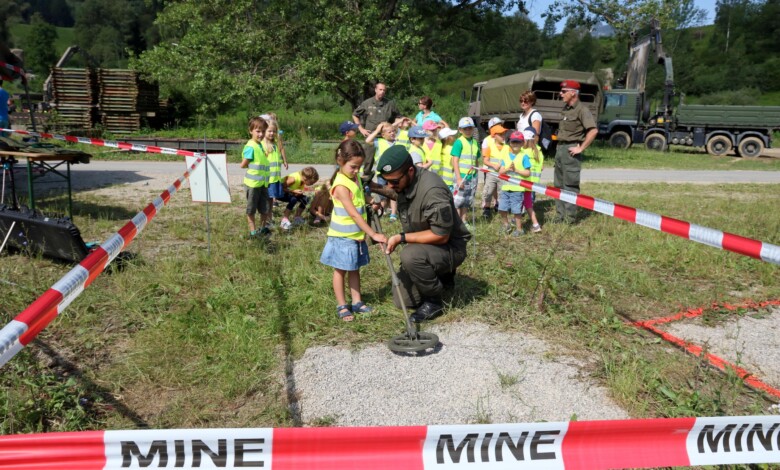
[516,90,542,136]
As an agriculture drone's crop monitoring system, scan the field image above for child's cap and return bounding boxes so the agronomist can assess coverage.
[259,113,272,121]
[490,124,508,136]
[339,121,360,135]
[522,130,536,141]
[422,120,439,131]
[377,146,413,174]
[458,117,475,129]
[408,126,427,138]
[438,127,458,139]
[509,131,525,143]
[487,117,503,129]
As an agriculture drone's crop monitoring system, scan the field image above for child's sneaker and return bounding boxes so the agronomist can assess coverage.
[313,217,323,225]
[511,229,524,237]
[481,208,492,219]
[389,214,398,222]
[280,218,292,230]
[464,222,474,232]
[532,224,542,233]
[500,224,511,235]
[293,216,305,226]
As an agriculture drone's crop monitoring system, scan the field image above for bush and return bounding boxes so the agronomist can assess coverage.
[697,87,761,105]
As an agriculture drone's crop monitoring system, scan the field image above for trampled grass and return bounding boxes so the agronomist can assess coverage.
[1,182,779,432]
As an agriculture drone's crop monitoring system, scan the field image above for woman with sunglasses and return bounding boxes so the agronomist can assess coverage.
[413,96,450,128]
[516,90,542,137]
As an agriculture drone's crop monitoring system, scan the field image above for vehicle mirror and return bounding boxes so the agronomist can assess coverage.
[461,90,466,101]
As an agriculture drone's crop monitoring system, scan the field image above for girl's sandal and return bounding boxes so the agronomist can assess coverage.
[351,301,373,315]
[337,304,354,322]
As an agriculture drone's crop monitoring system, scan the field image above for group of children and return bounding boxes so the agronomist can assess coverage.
[242,105,545,321]
[337,112,544,235]
[241,115,322,238]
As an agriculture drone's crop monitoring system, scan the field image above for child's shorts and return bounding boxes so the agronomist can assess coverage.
[498,190,524,215]
[522,191,534,211]
[320,236,370,271]
[245,185,271,216]
[453,177,476,208]
[268,181,284,199]
[278,193,309,210]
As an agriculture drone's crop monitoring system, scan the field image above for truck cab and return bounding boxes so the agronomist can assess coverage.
[598,89,652,148]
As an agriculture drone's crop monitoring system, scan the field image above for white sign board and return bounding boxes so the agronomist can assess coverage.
[185,154,231,204]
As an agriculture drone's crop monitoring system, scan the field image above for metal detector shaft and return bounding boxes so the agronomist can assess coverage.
[369,211,418,338]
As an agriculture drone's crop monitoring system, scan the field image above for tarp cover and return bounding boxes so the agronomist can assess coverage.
[481,69,600,115]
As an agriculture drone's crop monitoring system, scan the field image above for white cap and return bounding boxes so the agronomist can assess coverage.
[438,127,458,139]
[522,130,536,141]
[487,117,503,129]
[458,117,475,128]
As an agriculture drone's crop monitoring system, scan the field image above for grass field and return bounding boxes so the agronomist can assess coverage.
[1,180,778,433]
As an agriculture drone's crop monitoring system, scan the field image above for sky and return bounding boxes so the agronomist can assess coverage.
[523,0,719,31]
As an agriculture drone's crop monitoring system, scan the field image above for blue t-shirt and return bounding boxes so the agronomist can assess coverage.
[0,88,10,121]
[415,110,442,125]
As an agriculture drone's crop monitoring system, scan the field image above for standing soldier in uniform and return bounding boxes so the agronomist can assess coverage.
[554,80,597,223]
[370,146,471,323]
[352,82,402,183]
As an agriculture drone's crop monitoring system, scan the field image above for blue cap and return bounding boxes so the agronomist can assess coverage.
[408,125,427,138]
[339,121,360,134]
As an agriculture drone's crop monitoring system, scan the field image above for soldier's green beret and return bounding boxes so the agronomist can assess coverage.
[377,145,413,174]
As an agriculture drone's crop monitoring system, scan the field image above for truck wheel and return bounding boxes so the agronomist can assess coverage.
[645,133,667,152]
[705,135,732,156]
[608,131,631,149]
[737,137,764,158]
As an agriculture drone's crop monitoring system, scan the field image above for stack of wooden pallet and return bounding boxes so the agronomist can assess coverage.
[50,68,97,130]
[97,69,160,135]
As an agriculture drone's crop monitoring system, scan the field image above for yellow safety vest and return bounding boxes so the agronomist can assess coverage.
[243,140,269,188]
[424,139,442,173]
[486,139,506,172]
[374,138,396,176]
[500,151,527,192]
[327,172,367,241]
[409,143,426,167]
[266,142,282,183]
[526,146,544,184]
[440,144,454,186]
[286,171,303,191]
[454,136,479,177]
[396,129,410,149]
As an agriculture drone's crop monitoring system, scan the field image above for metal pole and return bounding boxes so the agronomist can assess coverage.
[0,221,15,254]
[203,134,211,256]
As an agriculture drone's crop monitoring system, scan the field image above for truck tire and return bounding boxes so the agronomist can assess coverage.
[705,135,732,156]
[608,131,632,149]
[737,137,764,158]
[645,133,667,151]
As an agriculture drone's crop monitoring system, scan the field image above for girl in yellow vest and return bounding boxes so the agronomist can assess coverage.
[421,120,442,173]
[264,119,288,205]
[240,117,271,238]
[438,128,458,188]
[498,131,532,236]
[320,140,387,322]
[279,167,320,230]
[520,128,544,233]
[407,125,428,168]
[365,122,400,222]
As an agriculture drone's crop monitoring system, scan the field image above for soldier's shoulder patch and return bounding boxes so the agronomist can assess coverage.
[440,205,453,223]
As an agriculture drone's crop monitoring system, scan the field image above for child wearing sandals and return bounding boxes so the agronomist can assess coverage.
[320,140,387,322]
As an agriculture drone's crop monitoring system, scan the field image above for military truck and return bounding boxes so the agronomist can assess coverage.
[598,23,780,156]
[467,69,603,134]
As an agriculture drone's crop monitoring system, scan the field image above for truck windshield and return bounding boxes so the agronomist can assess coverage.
[470,86,479,103]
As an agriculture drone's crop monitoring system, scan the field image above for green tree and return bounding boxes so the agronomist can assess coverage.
[135,0,515,114]
[559,27,599,71]
[25,13,58,75]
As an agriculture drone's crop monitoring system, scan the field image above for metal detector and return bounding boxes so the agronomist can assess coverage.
[368,205,439,353]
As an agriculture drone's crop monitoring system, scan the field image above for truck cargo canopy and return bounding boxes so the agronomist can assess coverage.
[481,69,601,115]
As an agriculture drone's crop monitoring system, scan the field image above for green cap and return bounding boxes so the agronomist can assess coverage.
[377,145,413,174]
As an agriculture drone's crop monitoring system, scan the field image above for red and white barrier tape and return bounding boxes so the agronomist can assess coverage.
[1,128,192,156]
[0,416,779,469]
[0,60,25,79]
[0,129,206,367]
[477,167,780,266]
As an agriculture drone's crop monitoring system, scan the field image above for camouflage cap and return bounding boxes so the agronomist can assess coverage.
[377,145,413,174]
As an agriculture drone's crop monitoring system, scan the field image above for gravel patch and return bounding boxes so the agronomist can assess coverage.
[293,321,628,426]
[665,306,780,388]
